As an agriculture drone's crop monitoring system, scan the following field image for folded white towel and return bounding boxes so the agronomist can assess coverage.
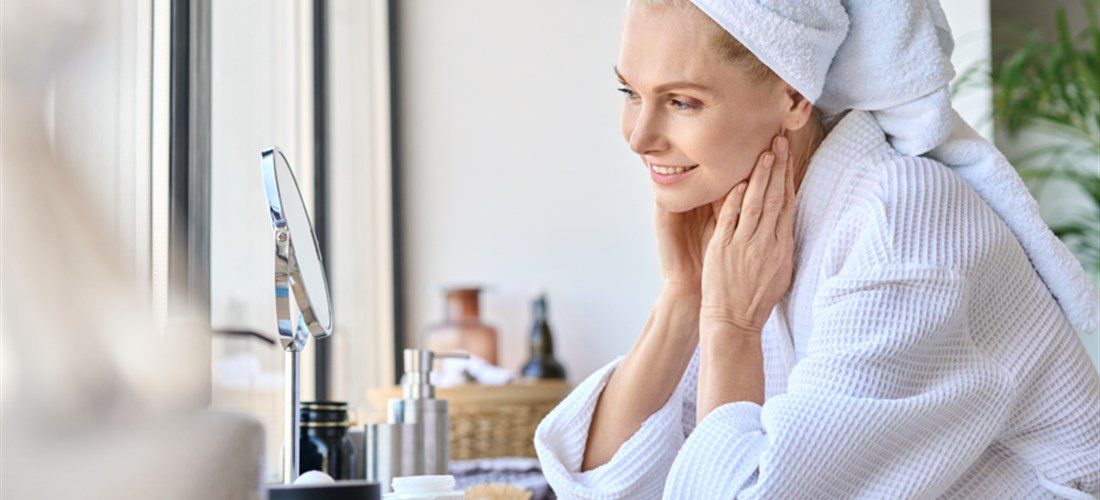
[926,111,1099,334]
[689,0,1099,334]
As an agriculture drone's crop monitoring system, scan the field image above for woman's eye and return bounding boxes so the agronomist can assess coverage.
[670,98,697,111]
[617,87,638,100]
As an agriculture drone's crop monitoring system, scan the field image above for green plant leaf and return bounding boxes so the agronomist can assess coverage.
[974,0,1100,276]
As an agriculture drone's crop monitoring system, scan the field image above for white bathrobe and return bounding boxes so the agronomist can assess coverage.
[533,110,1100,499]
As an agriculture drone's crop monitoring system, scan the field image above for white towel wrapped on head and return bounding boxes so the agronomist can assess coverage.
[690,0,1099,334]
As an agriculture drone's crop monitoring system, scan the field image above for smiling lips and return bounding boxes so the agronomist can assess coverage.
[648,162,699,185]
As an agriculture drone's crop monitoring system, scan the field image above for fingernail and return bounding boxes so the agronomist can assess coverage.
[764,153,775,167]
[738,182,748,192]
[777,137,789,154]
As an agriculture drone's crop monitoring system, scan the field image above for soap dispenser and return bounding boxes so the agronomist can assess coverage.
[388,349,468,473]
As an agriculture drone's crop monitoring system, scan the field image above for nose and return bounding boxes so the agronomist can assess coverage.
[626,104,667,157]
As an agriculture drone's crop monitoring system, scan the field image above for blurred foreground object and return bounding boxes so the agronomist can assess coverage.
[0,0,263,498]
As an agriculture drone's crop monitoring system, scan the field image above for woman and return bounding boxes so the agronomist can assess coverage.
[533,0,1100,498]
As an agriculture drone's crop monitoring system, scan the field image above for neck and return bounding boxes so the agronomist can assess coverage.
[788,115,824,193]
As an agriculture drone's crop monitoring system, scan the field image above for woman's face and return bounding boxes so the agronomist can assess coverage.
[617,3,789,213]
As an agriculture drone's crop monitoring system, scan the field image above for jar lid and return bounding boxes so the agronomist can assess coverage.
[301,401,348,410]
[300,401,355,427]
[391,475,458,495]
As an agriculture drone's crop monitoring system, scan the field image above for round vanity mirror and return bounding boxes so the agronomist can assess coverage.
[260,147,335,484]
[261,147,333,345]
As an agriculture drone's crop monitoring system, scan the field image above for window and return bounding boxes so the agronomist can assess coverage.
[205,0,395,482]
[38,0,396,483]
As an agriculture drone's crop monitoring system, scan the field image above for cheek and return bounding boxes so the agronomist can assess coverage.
[694,115,776,179]
[690,126,751,177]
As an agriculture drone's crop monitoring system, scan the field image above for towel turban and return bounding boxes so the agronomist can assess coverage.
[679,0,1099,333]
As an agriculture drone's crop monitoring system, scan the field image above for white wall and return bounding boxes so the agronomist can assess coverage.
[398,0,654,382]
[397,1,997,382]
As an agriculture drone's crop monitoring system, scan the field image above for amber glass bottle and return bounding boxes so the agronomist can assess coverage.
[424,286,499,365]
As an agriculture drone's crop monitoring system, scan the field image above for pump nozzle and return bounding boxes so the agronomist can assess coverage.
[402,349,470,399]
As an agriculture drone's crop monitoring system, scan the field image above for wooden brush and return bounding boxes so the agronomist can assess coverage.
[463,483,533,500]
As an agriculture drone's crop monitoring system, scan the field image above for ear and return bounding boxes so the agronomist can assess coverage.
[780,85,814,131]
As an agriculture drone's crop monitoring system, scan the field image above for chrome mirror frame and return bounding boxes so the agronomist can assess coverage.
[261,146,334,484]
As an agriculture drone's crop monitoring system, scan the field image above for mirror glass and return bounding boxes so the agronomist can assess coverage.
[271,149,333,335]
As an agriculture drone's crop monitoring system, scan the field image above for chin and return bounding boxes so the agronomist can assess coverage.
[653,190,706,213]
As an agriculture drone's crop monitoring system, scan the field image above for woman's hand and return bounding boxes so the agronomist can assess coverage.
[654,191,720,299]
[700,135,797,336]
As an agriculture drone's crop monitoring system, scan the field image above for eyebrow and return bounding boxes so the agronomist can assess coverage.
[614,65,714,94]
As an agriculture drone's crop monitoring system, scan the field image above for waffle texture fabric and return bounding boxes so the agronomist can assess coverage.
[533,110,1100,499]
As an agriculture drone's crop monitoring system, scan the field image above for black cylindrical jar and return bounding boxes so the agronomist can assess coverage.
[299,401,358,480]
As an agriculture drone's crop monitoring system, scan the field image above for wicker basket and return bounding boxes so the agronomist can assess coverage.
[368,380,572,459]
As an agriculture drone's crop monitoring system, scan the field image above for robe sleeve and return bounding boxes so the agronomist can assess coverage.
[533,347,700,499]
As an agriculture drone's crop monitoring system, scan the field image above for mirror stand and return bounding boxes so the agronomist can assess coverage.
[283,329,303,483]
[263,147,334,485]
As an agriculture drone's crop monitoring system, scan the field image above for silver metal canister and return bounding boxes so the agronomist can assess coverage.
[364,422,417,494]
[386,398,450,475]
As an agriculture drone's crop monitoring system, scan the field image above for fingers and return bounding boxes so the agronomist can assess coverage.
[757,136,788,237]
[732,149,774,240]
[776,135,797,240]
[782,132,794,196]
[716,180,748,240]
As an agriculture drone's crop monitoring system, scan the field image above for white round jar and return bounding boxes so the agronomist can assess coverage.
[384,475,464,500]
